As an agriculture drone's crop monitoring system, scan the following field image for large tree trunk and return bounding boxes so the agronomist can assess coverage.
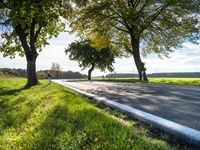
[88,64,95,80]
[131,35,148,81]
[25,53,38,88]
[15,23,40,88]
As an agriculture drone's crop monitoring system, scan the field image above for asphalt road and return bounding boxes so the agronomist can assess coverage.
[55,80,200,130]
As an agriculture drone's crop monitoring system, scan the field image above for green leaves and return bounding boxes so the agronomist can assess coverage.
[0,30,23,58]
[68,0,200,58]
[65,40,115,72]
[0,0,69,58]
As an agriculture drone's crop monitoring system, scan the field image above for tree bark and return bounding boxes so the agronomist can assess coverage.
[15,24,39,87]
[130,35,148,81]
[26,54,38,87]
[88,64,95,80]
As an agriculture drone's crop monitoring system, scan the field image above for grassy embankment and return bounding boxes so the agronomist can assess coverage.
[92,78,200,86]
[0,78,171,150]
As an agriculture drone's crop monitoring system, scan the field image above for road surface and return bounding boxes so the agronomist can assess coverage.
[54,80,200,130]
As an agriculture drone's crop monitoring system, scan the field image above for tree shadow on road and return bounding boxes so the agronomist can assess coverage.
[85,83,200,130]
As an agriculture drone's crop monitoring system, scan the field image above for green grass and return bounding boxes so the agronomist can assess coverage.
[92,78,200,86]
[0,78,171,150]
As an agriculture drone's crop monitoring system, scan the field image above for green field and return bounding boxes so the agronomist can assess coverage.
[92,78,200,86]
[0,78,171,150]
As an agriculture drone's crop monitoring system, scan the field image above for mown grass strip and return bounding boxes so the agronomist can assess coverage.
[0,77,171,150]
[92,78,200,86]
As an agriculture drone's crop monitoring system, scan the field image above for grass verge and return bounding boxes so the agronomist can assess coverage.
[0,77,171,150]
[92,78,200,86]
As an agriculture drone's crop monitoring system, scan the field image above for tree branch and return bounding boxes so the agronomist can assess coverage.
[106,19,129,33]
[137,0,149,15]
[109,4,132,31]
[35,26,42,41]
[30,19,36,53]
[128,0,141,9]
[98,13,129,29]
[128,0,134,9]
[15,24,32,58]
[133,0,141,9]
[0,0,8,8]
[139,4,168,35]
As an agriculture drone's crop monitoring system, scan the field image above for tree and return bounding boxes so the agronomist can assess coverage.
[0,0,68,87]
[51,63,61,79]
[68,0,200,81]
[65,40,115,80]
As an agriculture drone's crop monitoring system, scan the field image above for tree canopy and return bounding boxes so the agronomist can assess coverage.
[0,0,68,87]
[68,0,200,81]
[65,40,115,80]
[0,0,67,57]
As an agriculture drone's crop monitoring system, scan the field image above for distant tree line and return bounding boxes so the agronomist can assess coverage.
[37,70,87,79]
[1,68,200,79]
[0,68,87,79]
[149,73,200,78]
[0,68,27,77]
[106,73,200,78]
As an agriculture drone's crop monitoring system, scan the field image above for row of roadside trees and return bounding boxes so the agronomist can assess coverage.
[0,0,199,87]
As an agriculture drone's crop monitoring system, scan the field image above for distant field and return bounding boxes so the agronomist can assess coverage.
[92,78,200,86]
[0,78,170,150]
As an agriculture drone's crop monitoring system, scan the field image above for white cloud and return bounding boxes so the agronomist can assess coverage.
[142,43,200,73]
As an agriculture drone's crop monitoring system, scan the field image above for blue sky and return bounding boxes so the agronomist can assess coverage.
[0,32,200,76]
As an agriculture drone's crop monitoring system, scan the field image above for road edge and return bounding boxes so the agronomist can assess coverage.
[53,80,200,147]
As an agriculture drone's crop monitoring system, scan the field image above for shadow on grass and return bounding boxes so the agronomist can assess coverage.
[0,87,27,96]
[0,86,28,114]
[43,83,52,87]
[28,102,144,150]
[29,105,71,149]
[31,106,98,149]
[0,101,42,135]
[0,86,43,135]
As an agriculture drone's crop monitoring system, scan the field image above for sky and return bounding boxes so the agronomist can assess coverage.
[0,32,200,76]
